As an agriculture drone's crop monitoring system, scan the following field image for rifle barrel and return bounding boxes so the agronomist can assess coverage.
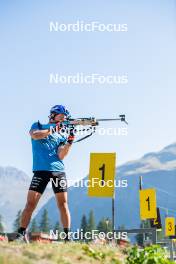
[97,118,121,121]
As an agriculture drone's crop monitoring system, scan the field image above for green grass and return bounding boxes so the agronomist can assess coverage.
[0,242,126,264]
[0,242,173,264]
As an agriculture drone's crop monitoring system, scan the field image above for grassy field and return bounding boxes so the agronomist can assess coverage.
[0,242,126,264]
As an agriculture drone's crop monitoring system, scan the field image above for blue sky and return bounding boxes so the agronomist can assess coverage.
[0,0,176,183]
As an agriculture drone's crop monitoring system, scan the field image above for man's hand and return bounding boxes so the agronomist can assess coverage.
[57,129,75,160]
[67,129,75,145]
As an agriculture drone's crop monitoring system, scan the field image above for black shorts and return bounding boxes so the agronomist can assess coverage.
[29,171,67,194]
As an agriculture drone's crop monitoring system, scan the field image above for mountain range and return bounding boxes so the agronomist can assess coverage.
[1,143,176,231]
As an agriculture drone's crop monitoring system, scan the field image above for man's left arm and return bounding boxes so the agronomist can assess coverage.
[57,143,72,160]
[57,129,75,160]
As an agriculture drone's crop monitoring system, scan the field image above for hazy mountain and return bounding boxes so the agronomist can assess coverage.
[35,143,176,231]
[0,166,53,231]
[1,143,176,232]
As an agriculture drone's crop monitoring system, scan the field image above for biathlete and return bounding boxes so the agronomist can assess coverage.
[15,105,74,242]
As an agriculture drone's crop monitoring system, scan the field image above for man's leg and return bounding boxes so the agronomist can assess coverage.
[20,171,49,229]
[20,190,41,228]
[14,190,41,242]
[55,192,71,240]
[52,172,71,240]
[55,192,71,228]
[16,171,49,241]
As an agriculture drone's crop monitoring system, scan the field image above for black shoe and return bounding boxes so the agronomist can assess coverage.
[13,233,29,243]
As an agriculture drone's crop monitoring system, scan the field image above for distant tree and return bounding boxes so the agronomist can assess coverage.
[39,209,50,233]
[0,214,4,233]
[97,217,112,233]
[13,210,22,232]
[53,221,62,234]
[87,210,96,233]
[80,214,88,240]
[53,221,62,241]
[80,214,88,233]
[30,218,39,233]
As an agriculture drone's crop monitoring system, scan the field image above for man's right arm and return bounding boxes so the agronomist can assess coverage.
[29,122,51,140]
[29,129,50,140]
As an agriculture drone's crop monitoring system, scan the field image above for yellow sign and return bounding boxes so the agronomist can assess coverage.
[165,217,175,237]
[88,153,116,197]
[150,208,162,229]
[139,189,157,220]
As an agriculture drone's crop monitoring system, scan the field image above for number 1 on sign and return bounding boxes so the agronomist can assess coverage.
[88,153,116,197]
[146,196,150,211]
[139,189,157,220]
[99,164,105,186]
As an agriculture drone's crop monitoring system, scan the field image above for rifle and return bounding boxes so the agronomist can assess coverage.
[38,114,128,143]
